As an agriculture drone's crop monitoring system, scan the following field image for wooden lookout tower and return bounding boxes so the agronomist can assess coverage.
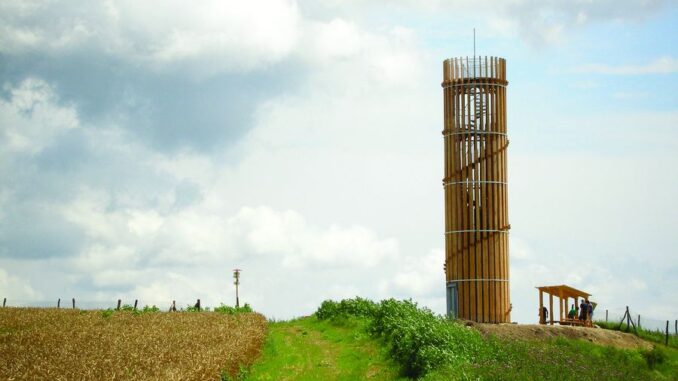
[442,56,510,323]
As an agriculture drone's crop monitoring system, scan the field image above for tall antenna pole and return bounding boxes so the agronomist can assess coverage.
[473,28,476,59]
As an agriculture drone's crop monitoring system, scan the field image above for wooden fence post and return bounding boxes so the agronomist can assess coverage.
[117,299,121,310]
[3,297,5,307]
[134,299,138,311]
[638,315,641,330]
[675,320,677,335]
[57,298,61,309]
[196,299,201,311]
[605,309,608,323]
[72,298,75,309]
[627,307,632,332]
[666,321,670,346]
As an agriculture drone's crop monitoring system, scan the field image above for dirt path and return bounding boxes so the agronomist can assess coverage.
[468,322,653,350]
[246,317,406,381]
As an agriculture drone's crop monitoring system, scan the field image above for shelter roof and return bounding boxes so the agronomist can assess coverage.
[536,284,591,299]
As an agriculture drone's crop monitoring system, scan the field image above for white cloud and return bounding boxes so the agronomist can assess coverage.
[0,78,79,154]
[379,249,443,298]
[1,0,301,75]
[0,268,42,300]
[494,0,669,47]
[574,56,678,75]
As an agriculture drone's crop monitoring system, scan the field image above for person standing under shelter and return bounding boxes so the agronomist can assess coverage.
[579,299,588,321]
[540,306,548,324]
[587,301,594,323]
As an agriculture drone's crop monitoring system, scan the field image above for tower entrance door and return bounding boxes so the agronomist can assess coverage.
[446,281,458,319]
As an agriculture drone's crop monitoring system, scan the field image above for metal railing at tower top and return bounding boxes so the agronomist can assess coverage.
[442,56,507,83]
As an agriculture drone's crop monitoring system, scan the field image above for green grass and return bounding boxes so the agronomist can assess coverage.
[423,336,678,381]
[244,315,678,381]
[246,316,408,381]
[309,298,678,380]
[596,321,678,349]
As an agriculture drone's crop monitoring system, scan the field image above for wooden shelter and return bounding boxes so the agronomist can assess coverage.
[537,285,592,326]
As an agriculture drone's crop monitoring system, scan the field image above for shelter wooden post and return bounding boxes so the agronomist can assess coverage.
[549,294,554,325]
[539,290,544,324]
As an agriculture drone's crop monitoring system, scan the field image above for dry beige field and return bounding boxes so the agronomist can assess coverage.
[0,308,267,380]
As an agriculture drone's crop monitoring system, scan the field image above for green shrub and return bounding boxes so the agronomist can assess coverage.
[315,297,483,378]
[100,308,114,319]
[214,303,254,315]
[641,346,667,369]
[142,305,160,313]
[316,297,377,320]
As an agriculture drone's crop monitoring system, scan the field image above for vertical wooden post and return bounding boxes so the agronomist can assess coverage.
[605,309,608,322]
[134,299,138,311]
[3,297,6,307]
[72,298,75,309]
[117,299,121,310]
[549,293,554,325]
[666,321,670,346]
[196,299,201,311]
[637,314,641,329]
[539,290,543,324]
[675,320,677,335]
[57,298,61,309]
[234,269,242,308]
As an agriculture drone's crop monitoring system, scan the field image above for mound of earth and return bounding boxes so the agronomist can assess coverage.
[466,322,652,350]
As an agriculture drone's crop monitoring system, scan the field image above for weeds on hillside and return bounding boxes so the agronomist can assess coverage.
[596,321,678,349]
[316,298,678,380]
[214,303,253,314]
[316,298,484,377]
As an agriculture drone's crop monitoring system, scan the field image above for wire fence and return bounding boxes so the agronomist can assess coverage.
[600,306,675,333]
[596,305,677,347]
[1,297,233,312]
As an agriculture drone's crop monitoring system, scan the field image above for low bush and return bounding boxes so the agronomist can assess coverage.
[641,346,667,369]
[142,305,160,313]
[214,303,253,315]
[315,297,377,320]
[315,297,483,378]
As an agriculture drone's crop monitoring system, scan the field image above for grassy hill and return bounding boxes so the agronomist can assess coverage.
[246,298,678,381]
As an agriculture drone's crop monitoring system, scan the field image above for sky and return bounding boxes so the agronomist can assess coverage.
[0,0,676,325]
